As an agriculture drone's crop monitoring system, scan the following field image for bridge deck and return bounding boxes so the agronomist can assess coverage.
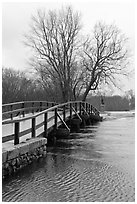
[2,101,101,153]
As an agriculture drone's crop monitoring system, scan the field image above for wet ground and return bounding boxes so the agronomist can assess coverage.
[2,111,135,202]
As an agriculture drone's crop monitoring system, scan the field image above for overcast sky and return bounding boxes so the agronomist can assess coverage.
[2,0,135,94]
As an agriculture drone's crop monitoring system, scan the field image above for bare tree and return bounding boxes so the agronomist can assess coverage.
[81,22,129,101]
[2,68,23,103]
[2,67,39,103]
[25,6,81,102]
[125,89,135,110]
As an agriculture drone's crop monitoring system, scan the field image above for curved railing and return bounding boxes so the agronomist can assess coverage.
[2,101,100,145]
[2,101,57,120]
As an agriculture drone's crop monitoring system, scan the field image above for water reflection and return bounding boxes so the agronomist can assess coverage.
[2,113,135,202]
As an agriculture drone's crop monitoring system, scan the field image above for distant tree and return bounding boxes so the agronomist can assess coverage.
[106,95,129,111]
[125,89,135,110]
[2,68,22,103]
[2,67,38,103]
[25,6,81,102]
[81,22,129,101]
[87,95,130,111]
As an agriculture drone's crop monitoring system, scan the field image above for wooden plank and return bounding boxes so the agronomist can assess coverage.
[72,107,82,121]
[57,112,70,132]
[81,105,90,116]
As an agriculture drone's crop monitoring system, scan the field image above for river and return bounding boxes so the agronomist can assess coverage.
[2,111,135,202]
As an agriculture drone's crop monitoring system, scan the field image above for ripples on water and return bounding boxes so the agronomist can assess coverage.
[2,112,135,202]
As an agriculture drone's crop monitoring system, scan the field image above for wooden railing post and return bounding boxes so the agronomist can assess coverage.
[82,102,85,115]
[86,103,88,113]
[88,104,90,115]
[14,122,19,145]
[70,103,72,119]
[75,102,77,112]
[90,104,92,114]
[32,102,34,114]
[89,104,90,113]
[11,105,13,119]
[32,118,36,138]
[44,112,48,137]
[54,108,58,129]
[40,102,42,111]
[63,105,66,122]
[79,102,82,115]
[22,102,25,117]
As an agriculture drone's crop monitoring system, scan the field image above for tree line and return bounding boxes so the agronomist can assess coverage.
[2,67,135,111]
[87,94,135,111]
[2,67,56,104]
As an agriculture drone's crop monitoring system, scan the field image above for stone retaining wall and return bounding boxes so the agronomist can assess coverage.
[2,138,47,179]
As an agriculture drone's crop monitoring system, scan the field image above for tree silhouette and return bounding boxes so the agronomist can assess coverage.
[25,6,81,102]
[81,22,129,101]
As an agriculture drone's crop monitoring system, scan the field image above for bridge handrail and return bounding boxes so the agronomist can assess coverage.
[3,106,47,115]
[2,101,56,108]
[2,101,99,125]
[2,101,57,120]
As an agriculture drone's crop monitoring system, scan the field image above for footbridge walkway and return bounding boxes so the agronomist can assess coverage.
[2,101,102,146]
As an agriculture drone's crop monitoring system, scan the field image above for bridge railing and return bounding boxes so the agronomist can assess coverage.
[2,101,100,145]
[2,101,57,120]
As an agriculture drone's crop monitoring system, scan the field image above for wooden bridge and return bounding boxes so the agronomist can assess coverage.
[2,101,102,146]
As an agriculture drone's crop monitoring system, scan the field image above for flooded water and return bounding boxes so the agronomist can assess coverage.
[2,111,135,202]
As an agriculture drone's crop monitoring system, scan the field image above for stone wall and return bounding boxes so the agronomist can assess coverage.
[2,138,47,179]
